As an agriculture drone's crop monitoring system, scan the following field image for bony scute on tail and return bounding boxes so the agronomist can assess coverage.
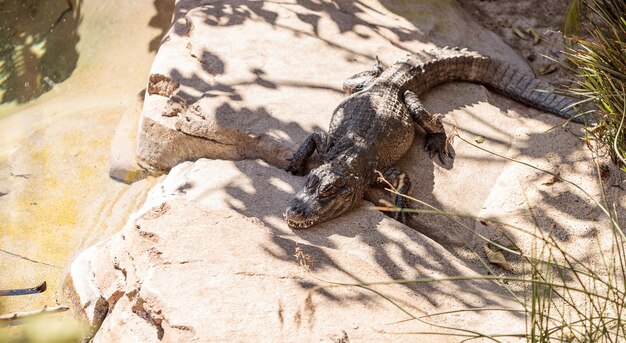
[284,47,584,229]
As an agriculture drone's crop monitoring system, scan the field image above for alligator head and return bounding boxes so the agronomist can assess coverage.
[284,161,367,229]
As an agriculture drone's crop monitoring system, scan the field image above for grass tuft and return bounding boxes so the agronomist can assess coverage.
[562,0,626,170]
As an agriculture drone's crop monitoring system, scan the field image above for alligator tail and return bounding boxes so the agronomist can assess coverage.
[474,57,581,123]
[413,48,585,124]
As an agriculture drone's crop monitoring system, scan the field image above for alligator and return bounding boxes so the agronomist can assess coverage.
[283,47,583,229]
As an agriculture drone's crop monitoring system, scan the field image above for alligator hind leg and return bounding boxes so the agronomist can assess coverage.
[286,132,327,175]
[403,90,455,164]
[374,167,412,224]
[343,56,383,94]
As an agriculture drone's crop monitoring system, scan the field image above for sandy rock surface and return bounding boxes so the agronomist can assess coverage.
[135,0,525,174]
[68,0,625,341]
[69,159,522,342]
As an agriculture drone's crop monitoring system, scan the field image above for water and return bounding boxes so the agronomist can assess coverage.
[0,0,173,321]
[0,0,79,108]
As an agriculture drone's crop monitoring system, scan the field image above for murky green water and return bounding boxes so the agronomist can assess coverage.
[0,0,80,108]
[0,0,173,330]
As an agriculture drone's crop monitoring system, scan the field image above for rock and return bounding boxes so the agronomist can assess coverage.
[68,159,523,342]
[161,95,187,117]
[0,164,11,197]
[147,74,180,97]
[65,245,116,329]
[109,98,149,183]
[68,0,626,341]
[0,178,8,197]
[136,0,526,174]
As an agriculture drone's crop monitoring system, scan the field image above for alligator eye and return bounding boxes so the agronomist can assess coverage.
[319,183,335,198]
[306,175,320,189]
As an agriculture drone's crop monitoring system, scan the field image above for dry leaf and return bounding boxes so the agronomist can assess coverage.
[527,28,541,45]
[542,169,561,185]
[538,63,558,75]
[512,26,529,40]
[484,244,514,271]
[474,136,486,144]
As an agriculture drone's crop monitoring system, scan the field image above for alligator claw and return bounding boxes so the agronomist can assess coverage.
[393,209,407,224]
[448,147,456,159]
[286,158,306,175]
[438,151,446,164]
[425,132,453,165]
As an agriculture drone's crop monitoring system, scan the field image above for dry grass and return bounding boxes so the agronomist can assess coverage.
[563,0,626,170]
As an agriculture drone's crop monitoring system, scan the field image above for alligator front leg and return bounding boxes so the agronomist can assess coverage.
[403,90,455,164]
[286,132,327,175]
[373,167,412,224]
[343,56,384,94]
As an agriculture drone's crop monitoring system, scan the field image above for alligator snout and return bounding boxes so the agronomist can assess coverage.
[284,203,317,229]
[285,205,304,220]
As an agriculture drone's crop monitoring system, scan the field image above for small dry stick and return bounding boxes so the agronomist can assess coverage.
[0,281,46,296]
[0,305,69,324]
[374,170,395,191]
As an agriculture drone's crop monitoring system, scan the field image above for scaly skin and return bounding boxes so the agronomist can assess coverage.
[284,47,583,229]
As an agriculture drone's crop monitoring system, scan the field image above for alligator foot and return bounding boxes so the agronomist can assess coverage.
[403,90,455,165]
[425,132,455,164]
[374,167,412,224]
[287,132,327,175]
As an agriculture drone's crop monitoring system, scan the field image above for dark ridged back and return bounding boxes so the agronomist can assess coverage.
[384,48,581,123]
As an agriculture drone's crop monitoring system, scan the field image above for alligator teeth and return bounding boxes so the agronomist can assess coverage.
[285,219,316,229]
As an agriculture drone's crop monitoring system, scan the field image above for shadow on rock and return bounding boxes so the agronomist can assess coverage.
[148,0,176,52]
[218,157,516,311]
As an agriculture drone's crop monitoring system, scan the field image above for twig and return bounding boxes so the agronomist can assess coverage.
[0,305,69,323]
[0,281,46,296]
[0,249,62,269]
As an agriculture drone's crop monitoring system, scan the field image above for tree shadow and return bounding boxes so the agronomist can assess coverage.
[163,64,519,312]
[156,66,517,314]
[140,0,626,325]
[0,0,82,104]
[148,0,176,52]
[165,0,433,61]
[210,157,516,311]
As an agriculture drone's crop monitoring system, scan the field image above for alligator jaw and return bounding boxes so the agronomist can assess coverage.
[286,219,315,229]
[284,196,322,229]
[283,208,319,229]
[285,218,318,229]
